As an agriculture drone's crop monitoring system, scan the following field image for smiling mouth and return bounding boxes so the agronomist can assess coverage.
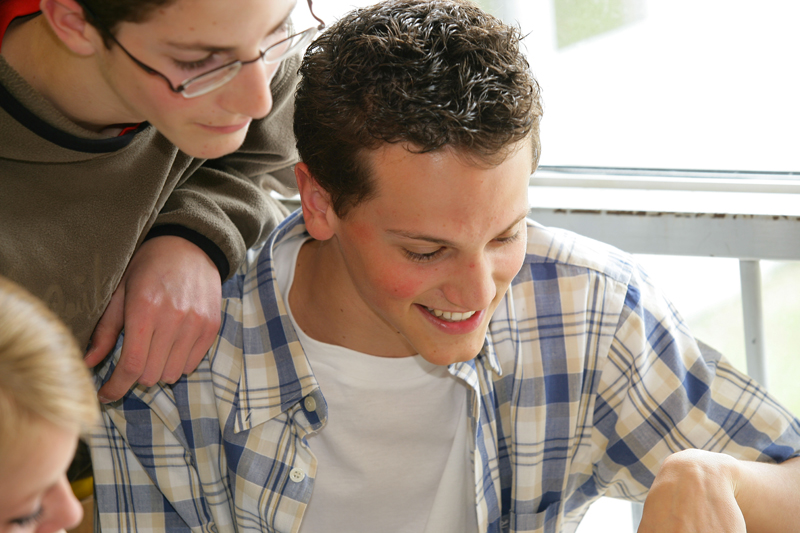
[424,307,477,322]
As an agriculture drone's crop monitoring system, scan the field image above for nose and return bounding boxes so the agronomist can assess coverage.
[442,253,497,311]
[37,477,83,533]
[220,58,276,119]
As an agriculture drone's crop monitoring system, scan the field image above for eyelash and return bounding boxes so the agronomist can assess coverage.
[11,508,43,528]
[173,56,214,71]
[403,231,522,263]
[172,22,290,73]
[404,248,444,263]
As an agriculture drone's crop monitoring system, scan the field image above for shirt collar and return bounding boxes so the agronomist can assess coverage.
[233,210,321,433]
[479,331,503,376]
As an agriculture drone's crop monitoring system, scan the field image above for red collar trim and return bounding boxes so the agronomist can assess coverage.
[118,124,142,136]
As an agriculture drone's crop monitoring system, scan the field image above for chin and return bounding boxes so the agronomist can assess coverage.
[410,325,491,366]
[173,130,248,159]
[418,341,485,366]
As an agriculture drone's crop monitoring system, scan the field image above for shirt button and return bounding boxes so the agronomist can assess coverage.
[290,468,306,483]
[304,396,317,412]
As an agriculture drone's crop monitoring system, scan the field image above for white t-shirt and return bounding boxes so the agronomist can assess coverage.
[273,234,479,533]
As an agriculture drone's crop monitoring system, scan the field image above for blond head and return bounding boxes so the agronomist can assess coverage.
[0,276,99,455]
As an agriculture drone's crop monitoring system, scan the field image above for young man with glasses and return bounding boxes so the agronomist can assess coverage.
[91,1,800,531]
[0,0,323,405]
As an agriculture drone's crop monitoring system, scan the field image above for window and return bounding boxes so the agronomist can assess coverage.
[507,0,800,173]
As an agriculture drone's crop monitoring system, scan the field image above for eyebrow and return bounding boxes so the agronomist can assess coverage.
[163,11,293,52]
[387,209,530,246]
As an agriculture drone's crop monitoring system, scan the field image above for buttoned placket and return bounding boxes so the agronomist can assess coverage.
[282,387,328,531]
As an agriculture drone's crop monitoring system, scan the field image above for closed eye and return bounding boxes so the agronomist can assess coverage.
[173,55,216,71]
[495,229,523,245]
[10,508,43,528]
[172,50,234,72]
[403,247,445,263]
[403,230,521,263]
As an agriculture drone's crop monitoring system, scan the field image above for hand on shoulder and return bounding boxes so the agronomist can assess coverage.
[84,236,222,402]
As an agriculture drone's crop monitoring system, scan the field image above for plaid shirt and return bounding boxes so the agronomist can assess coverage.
[91,210,800,533]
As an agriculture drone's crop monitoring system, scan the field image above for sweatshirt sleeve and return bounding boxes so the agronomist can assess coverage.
[145,53,301,280]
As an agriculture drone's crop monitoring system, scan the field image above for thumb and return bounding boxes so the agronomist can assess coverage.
[84,286,126,367]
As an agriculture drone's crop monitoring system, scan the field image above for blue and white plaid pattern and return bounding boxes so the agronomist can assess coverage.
[91,211,800,533]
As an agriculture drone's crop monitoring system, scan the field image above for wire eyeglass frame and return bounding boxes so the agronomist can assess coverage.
[78,0,324,98]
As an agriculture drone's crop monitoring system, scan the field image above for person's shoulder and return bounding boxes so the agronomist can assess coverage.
[521,218,635,285]
[223,209,307,299]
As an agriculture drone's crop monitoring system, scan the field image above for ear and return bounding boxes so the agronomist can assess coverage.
[40,0,104,56]
[295,163,337,241]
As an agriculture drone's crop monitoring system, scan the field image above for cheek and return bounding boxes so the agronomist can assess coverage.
[122,72,198,122]
[378,266,426,300]
[264,62,281,86]
[360,256,428,301]
[344,221,431,302]
[148,94,195,123]
[349,229,429,300]
[495,240,528,287]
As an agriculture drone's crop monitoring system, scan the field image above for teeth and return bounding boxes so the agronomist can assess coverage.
[427,308,476,322]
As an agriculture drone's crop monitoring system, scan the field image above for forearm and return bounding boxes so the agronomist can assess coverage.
[734,456,800,532]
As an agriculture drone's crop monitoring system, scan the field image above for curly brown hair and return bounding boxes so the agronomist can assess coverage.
[294,0,542,217]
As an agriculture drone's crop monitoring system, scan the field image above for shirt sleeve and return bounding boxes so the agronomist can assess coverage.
[146,53,300,280]
[591,261,800,501]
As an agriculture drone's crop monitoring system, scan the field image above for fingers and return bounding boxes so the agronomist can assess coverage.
[133,316,177,388]
[84,286,126,368]
[183,317,219,375]
[158,319,199,384]
[97,308,156,403]
[153,300,220,383]
[97,299,220,402]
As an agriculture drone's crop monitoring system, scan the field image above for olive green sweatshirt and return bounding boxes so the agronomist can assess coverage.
[0,53,300,349]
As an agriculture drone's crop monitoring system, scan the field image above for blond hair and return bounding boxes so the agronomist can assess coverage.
[0,276,99,454]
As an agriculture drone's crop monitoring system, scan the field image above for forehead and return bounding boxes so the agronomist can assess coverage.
[368,141,532,196]
[357,141,532,232]
[121,0,297,43]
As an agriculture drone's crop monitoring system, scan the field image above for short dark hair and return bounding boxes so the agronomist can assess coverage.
[78,0,176,42]
[294,0,542,217]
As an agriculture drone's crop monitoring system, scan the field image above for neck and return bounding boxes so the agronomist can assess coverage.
[289,238,416,358]
[1,16,142,132]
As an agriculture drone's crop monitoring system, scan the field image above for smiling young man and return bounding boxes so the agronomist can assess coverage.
[0,0,321,403]
[91,1,800,532]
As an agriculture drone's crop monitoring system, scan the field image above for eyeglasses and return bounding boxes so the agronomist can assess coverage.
[78,0,324,98]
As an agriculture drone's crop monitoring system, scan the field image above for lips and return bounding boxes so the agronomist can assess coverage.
[198,120,250,134]
[417,304,485,337]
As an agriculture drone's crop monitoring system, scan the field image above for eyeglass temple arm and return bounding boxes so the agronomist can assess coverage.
[307,0,326,28]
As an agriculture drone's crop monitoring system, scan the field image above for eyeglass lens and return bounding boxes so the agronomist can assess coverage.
[180,26,319,98]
